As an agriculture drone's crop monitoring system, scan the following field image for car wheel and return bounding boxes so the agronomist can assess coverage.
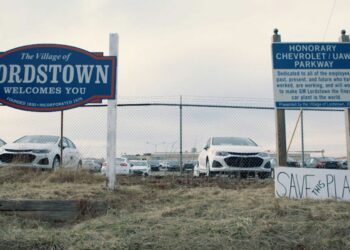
[206,160,213,177]
[52,156,60,170]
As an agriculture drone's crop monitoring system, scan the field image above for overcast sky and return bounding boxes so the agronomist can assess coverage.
[1,0,349,158]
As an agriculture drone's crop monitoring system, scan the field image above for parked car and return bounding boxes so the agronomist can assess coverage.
[0,135,82,170]
[82,158,102,172]
[101,157,131,175]
[129,160,151,176]
[167,160,180,171]
[305,157,342,169]
[158,161,170,171]
[339,159,348,170]
[148,160,161,171]
[183,161,196,172]
[0,138,6,148]
[270,157,301,168]
[195,137,271,178]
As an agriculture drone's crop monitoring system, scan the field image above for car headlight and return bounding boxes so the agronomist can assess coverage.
[32,149,50,154]
[258,152,269,158]
[216,151,230,156]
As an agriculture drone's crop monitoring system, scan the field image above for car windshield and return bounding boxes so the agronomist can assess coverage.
[14,135,59,144]
[212,137,257,146]
[131,161,147,166]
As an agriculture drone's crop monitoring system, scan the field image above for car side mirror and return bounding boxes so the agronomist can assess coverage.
[204,146,209,150]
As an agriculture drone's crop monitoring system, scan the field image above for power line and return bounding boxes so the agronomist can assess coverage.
[322,0,337,41]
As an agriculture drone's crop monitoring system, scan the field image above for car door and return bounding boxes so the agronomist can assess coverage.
[61,138,73,168]
[67,138,80,168]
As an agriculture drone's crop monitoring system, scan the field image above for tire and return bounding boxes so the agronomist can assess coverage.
[206,160,213,177]
[52,156,60,170]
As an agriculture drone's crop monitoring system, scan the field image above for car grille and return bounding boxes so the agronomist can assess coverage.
[5,149,33,152]
[0,153,36,164]
[228,152,259,156]
[224,156,263,168]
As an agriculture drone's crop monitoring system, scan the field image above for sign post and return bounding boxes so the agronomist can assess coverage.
[107,34,118,190]
[272,29,287,167]
[339,30,350,170]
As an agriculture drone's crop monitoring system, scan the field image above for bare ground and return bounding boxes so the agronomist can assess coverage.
[0,167,349,250]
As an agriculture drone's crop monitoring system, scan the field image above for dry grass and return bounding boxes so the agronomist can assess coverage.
[0,167,349,249]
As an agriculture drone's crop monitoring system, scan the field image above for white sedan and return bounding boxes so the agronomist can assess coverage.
[129,160,151,176]
[195,137,272,178]
[101,157,131,175]
[0,135,82,170]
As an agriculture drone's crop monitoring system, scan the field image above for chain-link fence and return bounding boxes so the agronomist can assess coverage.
[0,96,347,168]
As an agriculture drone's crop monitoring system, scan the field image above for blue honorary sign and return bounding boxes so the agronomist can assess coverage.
[0,44,116,111]
[272,43,350,108]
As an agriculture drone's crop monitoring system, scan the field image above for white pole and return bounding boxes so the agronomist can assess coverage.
[107,33,118,190]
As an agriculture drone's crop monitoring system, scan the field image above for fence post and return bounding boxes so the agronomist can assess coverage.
[179,95,183,174]
[273,29,287,167]
[107,33,119,190]
[339,30,350,169]
[60,111,64,168]
[300,109,305,167]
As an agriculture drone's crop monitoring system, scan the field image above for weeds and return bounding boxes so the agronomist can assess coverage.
[0,168,349,249]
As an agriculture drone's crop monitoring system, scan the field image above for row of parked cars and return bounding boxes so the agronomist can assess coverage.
[270,156,348,170]
[0,135,348,177]
[100,158,197,176]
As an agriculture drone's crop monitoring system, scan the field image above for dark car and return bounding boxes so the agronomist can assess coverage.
[183,161,196,172]
[148,160,161,171]
[286,157,300,167]
[270,157,300,168]
[167,160,180,172]
[306,157,342,169]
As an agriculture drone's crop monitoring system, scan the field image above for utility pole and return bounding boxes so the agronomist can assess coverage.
[179,95,183,174]
[107,33,119,190]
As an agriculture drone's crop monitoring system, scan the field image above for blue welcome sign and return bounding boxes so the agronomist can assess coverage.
[0,44,116,111]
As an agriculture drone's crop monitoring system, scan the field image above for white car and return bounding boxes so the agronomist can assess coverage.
[101,157,131,175]
[195,137,272,178]
[82,158,102,172]
[129,160,151,176]
[0,139,6,148]
[0,135,82,170]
